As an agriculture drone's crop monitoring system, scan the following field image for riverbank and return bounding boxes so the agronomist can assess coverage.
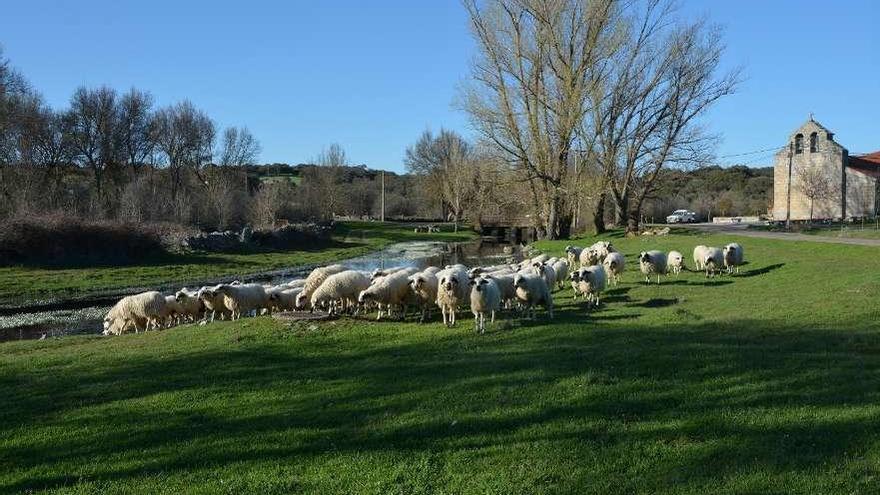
[0,221,476,307]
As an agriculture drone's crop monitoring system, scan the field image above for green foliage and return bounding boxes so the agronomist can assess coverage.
[2,232,879,493]
[645,166,774,220]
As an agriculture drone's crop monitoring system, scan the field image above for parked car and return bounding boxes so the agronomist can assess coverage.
[666,209,697,223]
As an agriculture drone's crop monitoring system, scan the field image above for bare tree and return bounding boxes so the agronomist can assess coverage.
[311,143,348,219]
[218,126,261,167]
[117,88,155,171]
[153,100,215,209]
[588,0,739,233]
[65,86,120,205]
[404,129,475,230]
[461,0,617,239]
[795,163,834,223]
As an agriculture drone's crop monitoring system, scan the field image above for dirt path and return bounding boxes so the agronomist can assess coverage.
[683,223,880,247]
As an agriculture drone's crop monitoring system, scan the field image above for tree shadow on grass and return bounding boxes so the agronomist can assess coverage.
[3,317,880,493]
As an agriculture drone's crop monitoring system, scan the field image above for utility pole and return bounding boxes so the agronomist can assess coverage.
[380,170,385,222]
[786,143,793,229]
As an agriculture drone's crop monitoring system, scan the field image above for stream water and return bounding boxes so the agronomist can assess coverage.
[0,240,519,342]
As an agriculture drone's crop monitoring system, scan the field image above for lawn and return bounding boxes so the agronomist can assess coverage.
[0,221,475,306]
[2,231,880,493]
[750,222,880,240]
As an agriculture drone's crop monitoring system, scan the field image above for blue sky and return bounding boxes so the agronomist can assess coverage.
[2,0,878,171]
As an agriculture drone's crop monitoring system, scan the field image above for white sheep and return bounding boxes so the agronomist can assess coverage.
[530,261,557,291]
[103,291,168,335]
[470,276,501,334]
[409,268,440,323]
[551,258,570,290]
[590,241,615,260]
[370,266,407,281]
[667,250,685,275]
[513,273,554,320]
[602,252,626,287]
[174,288,205,323]
[162,295,186,327]
[723,243,744,274]
[531,254,549,264]
[578,265,607,307]
[704,247,724,278]
[564,245,583,268]
[579,247,600,268]
[268,287,302,311]
[296,264,347,309]
[197,285,230,322]
[693,245,709,271]
[311,270,371,314]
[215,283,269,320]
[485,271,517,308]
[358,269,416,320]
[283,278,307,289]
[639,250,668,284]
[435,265,470,327]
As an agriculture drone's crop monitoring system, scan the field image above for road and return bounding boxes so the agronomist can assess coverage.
[681,222,880,247]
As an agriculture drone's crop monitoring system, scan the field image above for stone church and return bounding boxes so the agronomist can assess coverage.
[772,118,880,221]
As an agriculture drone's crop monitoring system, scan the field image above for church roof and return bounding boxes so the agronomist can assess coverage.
[848,151,880,177]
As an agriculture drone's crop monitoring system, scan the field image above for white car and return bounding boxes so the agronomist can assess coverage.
[666,209,696,224]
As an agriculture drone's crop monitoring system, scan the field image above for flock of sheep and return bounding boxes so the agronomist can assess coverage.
[101,240,745,336]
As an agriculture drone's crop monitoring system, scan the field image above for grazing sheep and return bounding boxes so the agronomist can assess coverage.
[103,291,168,335]
[282,279,307,289]
[667,250,685,275]
[693,245,709,271]
[311,270,371,314]
[269,287,303,311]
[602,252,626,287]
[723,243,744,274]
[703,247,724,278]
[174,288,205,323]
[215,283,269,320]
[564,245,583,268]
[409,268,440,323]
[551,258,570,290]
[485,271,517,308]
[370,266,407,281]
[639,251,668,284]
[470,276,501,334]
[358,269,416,320]
[590,241,615,260]
[531,253,550,264]
[162,295,186,327]
[197,285,230,322]
[513,273,554,320]
[297,264,347,309]
[577,265,607,307]
[435,265,470,327]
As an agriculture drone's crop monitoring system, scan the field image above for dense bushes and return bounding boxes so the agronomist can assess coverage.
[0,214,183,266]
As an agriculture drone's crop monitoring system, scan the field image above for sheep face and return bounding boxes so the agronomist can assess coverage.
[358,290,374,303]
[295,292,308,308]
[570,271,581,283]
[639,252,651,263]
[440,276,458,292]
[472,277,490,292]
[410,276,424,291]
[513,275,526,289]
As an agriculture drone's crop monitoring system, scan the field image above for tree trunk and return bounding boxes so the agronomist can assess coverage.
[545,196,559,240]
[593,192,607,234]
[626,206,640,234]
[613,192,628,228]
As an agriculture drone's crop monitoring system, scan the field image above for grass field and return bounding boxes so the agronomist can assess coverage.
[750,222,880,240]
[2,231,880,493]
[0,222,474,305]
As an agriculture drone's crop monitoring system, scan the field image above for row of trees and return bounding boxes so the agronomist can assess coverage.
[442,0,741,238]
[0,48,265,228]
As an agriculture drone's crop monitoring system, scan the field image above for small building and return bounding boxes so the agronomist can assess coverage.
[772,118,880,221]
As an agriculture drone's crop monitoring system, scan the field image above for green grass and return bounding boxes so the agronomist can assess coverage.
[0,221,475,305]
[2,232,880,493]
[750,222,880,240]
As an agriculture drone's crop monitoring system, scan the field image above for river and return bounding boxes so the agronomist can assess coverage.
[0,240,519,342]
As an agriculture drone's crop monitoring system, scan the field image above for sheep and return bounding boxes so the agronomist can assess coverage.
[470,276,501,334]
[435,265,470,327]
[214,283,269,320]
[283,279,307,289]
[577,265,607,307]
[162,295,186,327]
[667,250,685,275]
[703,247,724,278]
[296,264,347,310]
[268,287,302,312]
[370,266,407,281]
[693,245,709,271]
[579,247,601,268]
[723,243,744,274]
[590,241,615,260]
[409,268,440,323]
[358,269,416,320]
[174,288,205,323]
[564,245,583,269]
[531,253,550,264]
[103,291,168,335]
[551,258,570,290]
[513,273,553,320]
[197,285,231,322]
[310,270,371,314]
[602,252,626,287]
[639,250,668,284]
[530,261,557,291]
[485,271,517,308]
